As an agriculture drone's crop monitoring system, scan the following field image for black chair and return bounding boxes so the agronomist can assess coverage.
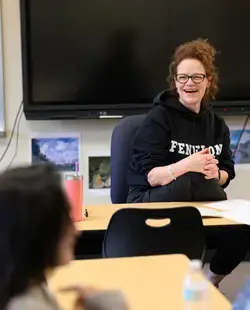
[110,114,145,203]
[102,206,206,260]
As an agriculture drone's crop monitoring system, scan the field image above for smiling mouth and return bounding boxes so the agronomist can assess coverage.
[184,90,198,93]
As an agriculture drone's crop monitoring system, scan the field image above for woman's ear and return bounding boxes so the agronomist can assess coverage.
[207,76,212,88]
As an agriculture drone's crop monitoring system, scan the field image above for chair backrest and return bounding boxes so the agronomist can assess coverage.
[110,114,146,203]
[102,207,205,259]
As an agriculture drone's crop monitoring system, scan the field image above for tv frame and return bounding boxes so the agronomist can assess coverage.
[20,0,250,120]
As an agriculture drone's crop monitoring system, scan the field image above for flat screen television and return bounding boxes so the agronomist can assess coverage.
[20,0,250,119]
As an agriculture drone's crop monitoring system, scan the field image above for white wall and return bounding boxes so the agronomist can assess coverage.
[1,0,249,205]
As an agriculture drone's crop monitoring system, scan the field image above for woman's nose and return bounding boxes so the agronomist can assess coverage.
[186,77,195,86]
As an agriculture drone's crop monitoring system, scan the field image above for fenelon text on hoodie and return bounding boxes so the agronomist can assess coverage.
[127,90,235,189]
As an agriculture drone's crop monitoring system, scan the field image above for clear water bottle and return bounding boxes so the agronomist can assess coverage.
[183,259,209,310]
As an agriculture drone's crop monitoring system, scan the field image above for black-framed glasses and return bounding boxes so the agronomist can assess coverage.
[175,74,206,84]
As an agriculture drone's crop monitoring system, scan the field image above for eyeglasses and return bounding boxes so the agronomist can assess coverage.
[175,74,206,84]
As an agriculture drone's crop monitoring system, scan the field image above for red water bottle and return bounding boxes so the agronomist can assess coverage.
[64,162,83,222]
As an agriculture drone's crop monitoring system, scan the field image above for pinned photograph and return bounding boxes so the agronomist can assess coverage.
[230,129,250,164]
[31,134,80,171]
[88,156,111,189]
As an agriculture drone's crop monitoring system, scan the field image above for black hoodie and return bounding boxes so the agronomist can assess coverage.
[128,90,235,189]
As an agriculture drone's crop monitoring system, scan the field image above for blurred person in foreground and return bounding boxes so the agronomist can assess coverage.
[0,164,128,310]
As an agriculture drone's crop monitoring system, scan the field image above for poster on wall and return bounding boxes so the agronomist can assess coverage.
[88,156,111,189]
[30,133,81,172]
[230,129,250,164]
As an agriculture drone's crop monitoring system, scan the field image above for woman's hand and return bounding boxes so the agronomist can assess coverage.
[185,148,218,174]
[60,285,101,310]
[60,285,129,310]
[204,163,219,179]
[147,148,219,187]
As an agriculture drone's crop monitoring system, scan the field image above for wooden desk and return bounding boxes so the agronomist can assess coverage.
[49,254,231,310]
[76,202,239,231]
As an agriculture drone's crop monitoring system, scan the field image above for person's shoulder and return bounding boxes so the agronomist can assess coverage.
[6,286,61,310]
[7,297,50,310]
[208,109,228,127]
[146,104,170,120]
[141,105,170,131]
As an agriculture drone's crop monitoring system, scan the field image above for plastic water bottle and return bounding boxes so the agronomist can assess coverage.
[183,259,209,310]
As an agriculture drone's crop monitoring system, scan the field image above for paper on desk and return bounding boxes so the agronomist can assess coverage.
[196,207,222,217]
[204,199,250,211]
[204,199,250,225]
[220,208,250,226]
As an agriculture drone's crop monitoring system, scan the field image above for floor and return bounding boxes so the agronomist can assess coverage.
[204,262,250,303]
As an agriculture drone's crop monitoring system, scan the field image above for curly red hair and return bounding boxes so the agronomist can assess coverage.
[167,38,219,104]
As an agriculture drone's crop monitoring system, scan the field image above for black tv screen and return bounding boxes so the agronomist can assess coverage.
[20,0,250,119]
